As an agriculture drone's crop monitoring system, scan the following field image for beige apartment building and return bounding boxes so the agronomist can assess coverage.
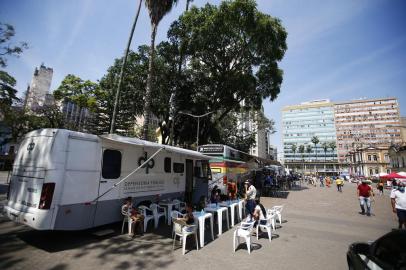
[334,98,402,167]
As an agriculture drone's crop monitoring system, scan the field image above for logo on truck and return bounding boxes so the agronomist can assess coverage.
[138,151,155,174]
[27,141,35,152]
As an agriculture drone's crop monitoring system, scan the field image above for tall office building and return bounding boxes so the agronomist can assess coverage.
[334,98,402,163]
[237,104,268,159]
[25,64,53,111]
[282,99,338,174]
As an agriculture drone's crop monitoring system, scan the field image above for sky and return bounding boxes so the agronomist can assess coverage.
[1,0,406,154]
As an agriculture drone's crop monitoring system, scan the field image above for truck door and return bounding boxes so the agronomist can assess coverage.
[185,159,194,203]
[94,148,122,226]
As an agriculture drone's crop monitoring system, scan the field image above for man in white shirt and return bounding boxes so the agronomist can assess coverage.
[245,180,257,221]
[391,182,406,229]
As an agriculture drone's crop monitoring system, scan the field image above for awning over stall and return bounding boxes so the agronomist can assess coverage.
[100,134,211,160]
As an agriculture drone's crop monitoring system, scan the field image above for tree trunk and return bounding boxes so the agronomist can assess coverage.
[110,0,143,134]
[142,22,158,141]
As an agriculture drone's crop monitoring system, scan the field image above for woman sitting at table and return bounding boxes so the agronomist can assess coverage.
[175,204,195,226]
[122,197,144,236]
[210,187,221,203]
[198,196,207,211]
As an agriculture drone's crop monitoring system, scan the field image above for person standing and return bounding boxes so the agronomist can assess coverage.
[357,180,373,216]
[335,178,343,192]
[391,182,406,229]
[377,181,384,196]
[244,180,257,221]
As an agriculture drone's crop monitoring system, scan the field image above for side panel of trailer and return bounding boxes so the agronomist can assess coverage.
[53,135,101,230]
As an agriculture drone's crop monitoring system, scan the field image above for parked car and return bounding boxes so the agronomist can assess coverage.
[347,230,406,269]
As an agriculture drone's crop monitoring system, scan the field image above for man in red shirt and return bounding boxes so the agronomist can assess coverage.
[357,180,373,216]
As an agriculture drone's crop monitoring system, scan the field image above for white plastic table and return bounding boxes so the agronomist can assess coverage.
[219,200,239,227]
[204,204,229,235]
[159,201,180,225]
[193,211,214,248]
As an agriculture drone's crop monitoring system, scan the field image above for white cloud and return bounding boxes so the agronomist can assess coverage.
[55,0,94,64]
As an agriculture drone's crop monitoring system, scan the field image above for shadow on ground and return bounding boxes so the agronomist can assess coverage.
[0,219,208,269]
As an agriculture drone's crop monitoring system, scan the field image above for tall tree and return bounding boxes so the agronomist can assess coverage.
[298,144,305,173]
[110,0,143,134]
[53,74,98,131]
[329,141,336,160]
[322,141,328,162]
[143,0,178,140]
[167,0,287,141]
[291,144,297,162]
[321,141,328,175]
[0,70,19,117]
[0,22,28,68]
[90,49,149,135]
[306,144,312,155]
[311,136,320,161]
[311,136,320,175]
[169,0,193,145]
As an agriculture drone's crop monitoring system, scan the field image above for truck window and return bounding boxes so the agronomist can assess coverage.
[173,162,184,173]
[164,157,171,173]
[102,149,122,179]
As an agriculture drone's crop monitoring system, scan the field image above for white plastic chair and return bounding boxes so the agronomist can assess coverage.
[233,221,255,254]
[150,203,167,228]
[121,205,132,234]
[172,220,199,255]
[266,209,277,231]
[171,210,185,238]
[138,205,155,232]
[256,211,277,243]
[270,205,284,226]
[173,199,186,212]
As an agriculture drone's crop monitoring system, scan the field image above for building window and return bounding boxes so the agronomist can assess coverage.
[368,155,371,161]
[102,149,122,179]
[369,169,373,175]
[375,169,379,174]
[173,162,185,173]
[373,155,377,161]
[164,157,171,173]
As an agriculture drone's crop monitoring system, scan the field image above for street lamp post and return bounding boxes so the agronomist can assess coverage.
[178,111,213,148]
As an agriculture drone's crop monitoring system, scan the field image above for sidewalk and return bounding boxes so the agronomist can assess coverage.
[0,181,396,270]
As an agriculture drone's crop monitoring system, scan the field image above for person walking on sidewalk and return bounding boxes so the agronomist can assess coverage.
[390,182,406,229]
[335,178,343,192]
[377,181,384,196]
[357,180,373,216]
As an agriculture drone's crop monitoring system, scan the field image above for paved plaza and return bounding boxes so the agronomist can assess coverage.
[0,175,396,270]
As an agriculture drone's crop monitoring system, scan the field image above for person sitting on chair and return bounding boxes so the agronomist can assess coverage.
[174,204,195,231]
[122,197,144,236]
[253,197,267,228]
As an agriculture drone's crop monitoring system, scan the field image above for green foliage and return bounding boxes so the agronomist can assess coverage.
[329,141,336,151]
[0,22,28,68]
[167,0,287,120]
[53,74,99,132]
[311,136,320,146]
[291,144,297,154]
[0,70,19,116]
[163,0,286,148]
[298,145,305,155]
[306,144,312,154]
[87,50,151,135]
[142,0,178,140]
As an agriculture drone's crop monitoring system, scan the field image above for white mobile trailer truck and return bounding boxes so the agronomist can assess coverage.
[5,129,211,230]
